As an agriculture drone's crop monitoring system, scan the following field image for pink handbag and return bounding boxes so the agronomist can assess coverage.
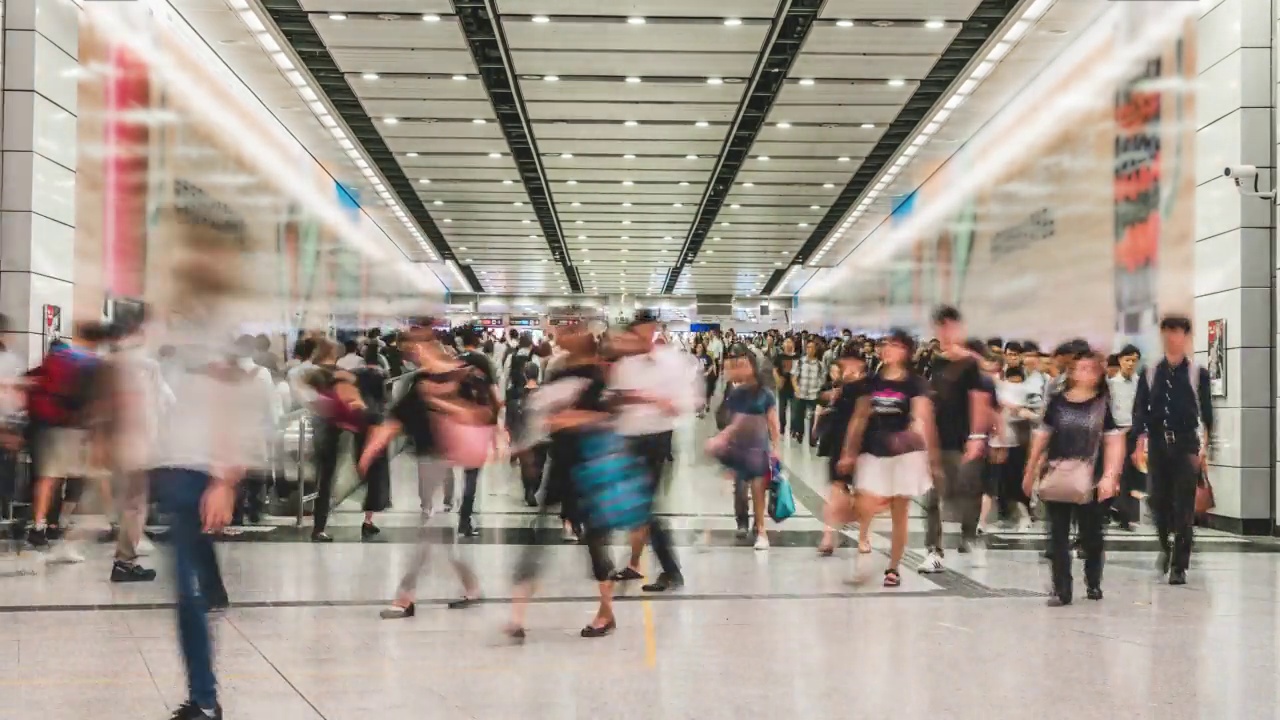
[1037,402,1103,505]
[432,415,495,469]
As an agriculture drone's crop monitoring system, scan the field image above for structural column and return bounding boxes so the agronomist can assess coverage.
[0,0,78,367]
[1192,0,1274,534]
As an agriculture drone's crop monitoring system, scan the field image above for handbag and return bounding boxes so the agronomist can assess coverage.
[1037,401,1104,505]
[767,458,797,522]
[432,414,494,468]
[1196,468,1216,515]
[572,430,652,531]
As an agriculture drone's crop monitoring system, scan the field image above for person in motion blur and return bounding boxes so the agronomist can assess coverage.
[1133,315,1213,586]
[708,350,781,551]
[352,345,391,539]
[790,338,825,445]
[304,339,365,542]
[1107,344,1142,530]
[443,327,501,536]
[151,247,246,720]
[839,330,937,586]
[360,326,484,618]
[692,340,717,418]
[1023,351,1124,605]
[609,311,698,591]
[817,347,868,555]
[919,306,995,573]
[230,335,281,527]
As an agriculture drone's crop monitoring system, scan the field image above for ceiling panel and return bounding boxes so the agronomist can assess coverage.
[495,0,783,17]
[764,103,905,124]
[503,19,771,53]
[533,123,728,140]
[775,81,916,105]
[300,0,454,11]
[382,122,507,140]
[524,101,739,123]
[802,24,959,55]
[521,80,745,104]
[512,51,759,77]
[818,0,984,20]
[360,99,499,119]
[347,76,492,100]
[790,54,938,80]
[329,48,477,74]
[538,139,726,155]
[312,16,468,48]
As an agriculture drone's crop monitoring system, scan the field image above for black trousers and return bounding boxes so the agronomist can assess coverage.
[996,445,1030,518]
[445,468,480,526]
[776,391,794,435]
[628,431,680,578]
[311,420,341,534]
[1045,499,1104,601]
[1148,436,1199,573]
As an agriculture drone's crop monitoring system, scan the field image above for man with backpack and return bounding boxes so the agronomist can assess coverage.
[27,323,109,558]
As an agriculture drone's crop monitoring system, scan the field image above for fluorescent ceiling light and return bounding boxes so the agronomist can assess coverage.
[624,154,636,159]
[625,76,642,83]
[489,152,502,158]
[567,180,578,185]
[285,70,306,86]
[423,14,441,22]
[622,180,634,186]
[328,126,345,140]
[837,156,850,162]
[925,20,945,30]
[1023,0,1054,20]
[798,78,815,86]
[933,109,951,123]
[383,117,399,124]
[923,122,941,135]
[861,123,876,129]
[572,201,581,206]
[452,74,467,81]
[823,183,834,188]
[627,17,646,24]
[757,156,770,161]
[271,52,293,71]
[418,178,431,184]
[685,154,697,160]
[679,181,690,186]
[258,34,280,53]
[776,122,791,129]
[544,75,560,82]
[707,77,724,85]
[624,120,639,126]
[887,78,906,87]
[972,61,994,80]
[502,180,514,185]
[989,41,1012,61]
[1005,20,1031,42]
[473,118,487,124]
[328,13,347,20]
[321,115,338,129]
[957,79,978,95]
[724,18,743,26]
[532,15,551,23]
[836,19,853,27]
[361,73,379,81]
[695,121,709,127]
[240,10,265,31]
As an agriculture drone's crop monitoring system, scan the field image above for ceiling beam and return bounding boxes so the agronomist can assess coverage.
[763,0,1020,296]
[662,0,826,295]
[258,0,482,293]
[452,0,581,293]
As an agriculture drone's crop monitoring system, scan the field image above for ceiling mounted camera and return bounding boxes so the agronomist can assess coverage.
[1225,164,1275,199]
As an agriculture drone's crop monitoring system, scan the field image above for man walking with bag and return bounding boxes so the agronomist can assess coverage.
[1133,315,1213,586]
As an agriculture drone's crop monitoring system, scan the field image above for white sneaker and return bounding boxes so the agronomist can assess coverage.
[49,542,85,564]
[754,533,770,551]
[918,550,944,574]
[136,536,155,557]
[969,545,987,568]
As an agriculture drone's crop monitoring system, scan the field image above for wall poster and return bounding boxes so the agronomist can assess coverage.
[1207,319,1226,397]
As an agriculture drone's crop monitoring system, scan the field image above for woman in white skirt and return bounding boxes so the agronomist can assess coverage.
[838,330,938,587]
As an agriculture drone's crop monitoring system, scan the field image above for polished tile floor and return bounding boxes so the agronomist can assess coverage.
[3,415,1279,719]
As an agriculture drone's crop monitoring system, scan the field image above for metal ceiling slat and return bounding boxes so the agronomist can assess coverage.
[452,0,580,292]
[763,0,1018,295]
[662,0,825,295]
[259,0,481,291]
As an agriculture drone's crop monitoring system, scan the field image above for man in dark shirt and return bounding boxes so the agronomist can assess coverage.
[1132,315,1214,586]
[921,306,995,573]
[445,327,500,536]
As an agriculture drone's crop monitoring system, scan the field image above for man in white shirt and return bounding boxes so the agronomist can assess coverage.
[1108,344,1142,530]
[336,339,362,371]
[707,330,725,383]
[610,311,701,593]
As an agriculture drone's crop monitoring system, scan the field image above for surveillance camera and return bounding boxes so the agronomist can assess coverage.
[1224,164,1275,199]
[1225,165,1259,179]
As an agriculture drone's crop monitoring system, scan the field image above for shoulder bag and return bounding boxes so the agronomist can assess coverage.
[1037,401,1103,505]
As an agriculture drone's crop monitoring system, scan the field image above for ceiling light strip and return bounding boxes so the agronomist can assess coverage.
[259,0,479,291]
[663,0,823,295]
[764,0,1018,294]
[452,0,580,292]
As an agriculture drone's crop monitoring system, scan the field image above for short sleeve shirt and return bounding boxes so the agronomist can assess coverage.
[725,384,776,450]
[863,374,930,457]
[1040,394,1118,462]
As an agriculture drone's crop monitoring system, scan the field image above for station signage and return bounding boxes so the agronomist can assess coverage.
[510,316,540,327]
[475,317,505,328]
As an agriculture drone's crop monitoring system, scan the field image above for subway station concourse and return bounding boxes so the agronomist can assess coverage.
[2,0,1280,718]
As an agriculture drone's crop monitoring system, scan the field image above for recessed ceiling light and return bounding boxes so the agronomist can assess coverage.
[621,248,629,252]
[362,72,380,80]
[407,152,419,157]
[861,123,875,129]
[775,261,783,266]
[532,15,551,23]
[473,118,487,124]
[575,219,583,223]
[423,14,441,22]
[798,78,815,86]
[383,117,400,124]
[695,121,709,127]
[836,19,853,27]
[502,180,514,185]
[622,220,631,225]
[623,154,636,159]
[514,201,523,206]
[561,153,574,159]
[730,204,740,209]
[721,222,730,226]
[452,74,468,81]
[544,75,560,82]
[707,77,724,85]
[418,178,431,184]
[823,183,835,188]
[798,223,809,228]
[328,13,347,20]
[887,78,906,87]
[673,203,683,207]
[838,156,850,162]
[443,218,453,223]
[810,205,820,210]
[433,200,443,205]
[522,219,531,224]
[744,182,754,187]
[685,154,697,160]
[661,248,668,253]
[622,202,632,207]
[679,181,690,186]
[776,122,791,129]
[489,152,502,158]
[567,180,578,185]
[622,180,634,186]
[625,76,642,83]
[627,16,646,24]
[465,258,473,262]
[925,19,945,29]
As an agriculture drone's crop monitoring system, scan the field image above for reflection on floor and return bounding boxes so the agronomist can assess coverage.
[3,414,1280,719]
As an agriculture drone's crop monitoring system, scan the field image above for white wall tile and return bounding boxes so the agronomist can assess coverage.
[19,152,76,227]
[0,331,37,370]
[1196,287,1271,347]
[1197,108,1272,185]
[1195,173,1274,240]
[1202,0,1228,17]
[1199,0,1274,72]
[8,0,80,60]
[3,91,77,170]
[1195,228,1271,295]
[1209,465,1271,518]
[1198,47,1271,129]
[1211,405,1271,467]
[4,31,78,114]
[1198,346,1273,409]
[0,269,70,336]
[0,212,74,280]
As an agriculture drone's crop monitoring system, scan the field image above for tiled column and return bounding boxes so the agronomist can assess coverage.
[1192,0,1274,534]
[0,0,78,368]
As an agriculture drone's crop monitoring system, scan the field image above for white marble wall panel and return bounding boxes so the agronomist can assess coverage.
[3,91,77,171]
[1199,47,1272,130]
[6,0,78,60]
[1194,228,1272,295]
[1198,0,1272,72]
[1197,108,1272,184]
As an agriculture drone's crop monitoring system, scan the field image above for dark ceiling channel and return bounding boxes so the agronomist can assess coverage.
[258,0,482,293]
[452,0,580,293]
[763,0,1020,295]
[662,0,825,295]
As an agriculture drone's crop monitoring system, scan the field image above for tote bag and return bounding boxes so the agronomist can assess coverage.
[1037,402,1103,505]
[432,414,494,469]
[572,430,652,531]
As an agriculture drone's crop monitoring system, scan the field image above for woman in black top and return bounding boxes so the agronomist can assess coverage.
[693,341,716,416]
[352,346,390,538]
[508,325,620,641]
[1022,351,1124,606]
[817,349,867,556]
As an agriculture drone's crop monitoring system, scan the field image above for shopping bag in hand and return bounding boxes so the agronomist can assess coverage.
[767,458,797,522]
[572,430,652,531]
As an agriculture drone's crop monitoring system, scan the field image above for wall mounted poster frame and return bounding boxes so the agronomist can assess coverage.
[1207,318,1226,397]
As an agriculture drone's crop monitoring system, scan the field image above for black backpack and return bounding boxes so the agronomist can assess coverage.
[506,349,533,400]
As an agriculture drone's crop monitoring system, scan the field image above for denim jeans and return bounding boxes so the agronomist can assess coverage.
[153,467,222,710]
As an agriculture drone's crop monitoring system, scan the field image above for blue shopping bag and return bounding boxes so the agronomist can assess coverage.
[767,458,797,523]
[572,430,652,531]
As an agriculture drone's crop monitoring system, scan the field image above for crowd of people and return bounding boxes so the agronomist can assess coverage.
[0,298,1217,720]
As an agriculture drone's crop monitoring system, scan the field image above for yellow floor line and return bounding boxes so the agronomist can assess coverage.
[642,599,657,668]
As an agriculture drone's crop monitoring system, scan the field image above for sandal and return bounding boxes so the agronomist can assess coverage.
[817,540,835,557]
[610,567,644,582]
[883,569,901,587]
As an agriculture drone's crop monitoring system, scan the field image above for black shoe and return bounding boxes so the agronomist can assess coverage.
[111,561,157,583]
[1086,587,1103,601]
[311,531,333,543]
[641,573,684,593]
[1117,521,1134,532]
[100,525,120,543]
[46,525,64,541]
[1046,595,1072,607]
[27,527,47,548]
[458,522,480,538]
[447,596,482,610]
[1168,569,1187,586]
[169,701,222,719]
[524,490,538,507]
[361,523,380,540]
[505,626,526,644]
[580,619,616,638]
[379,603,415,619]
